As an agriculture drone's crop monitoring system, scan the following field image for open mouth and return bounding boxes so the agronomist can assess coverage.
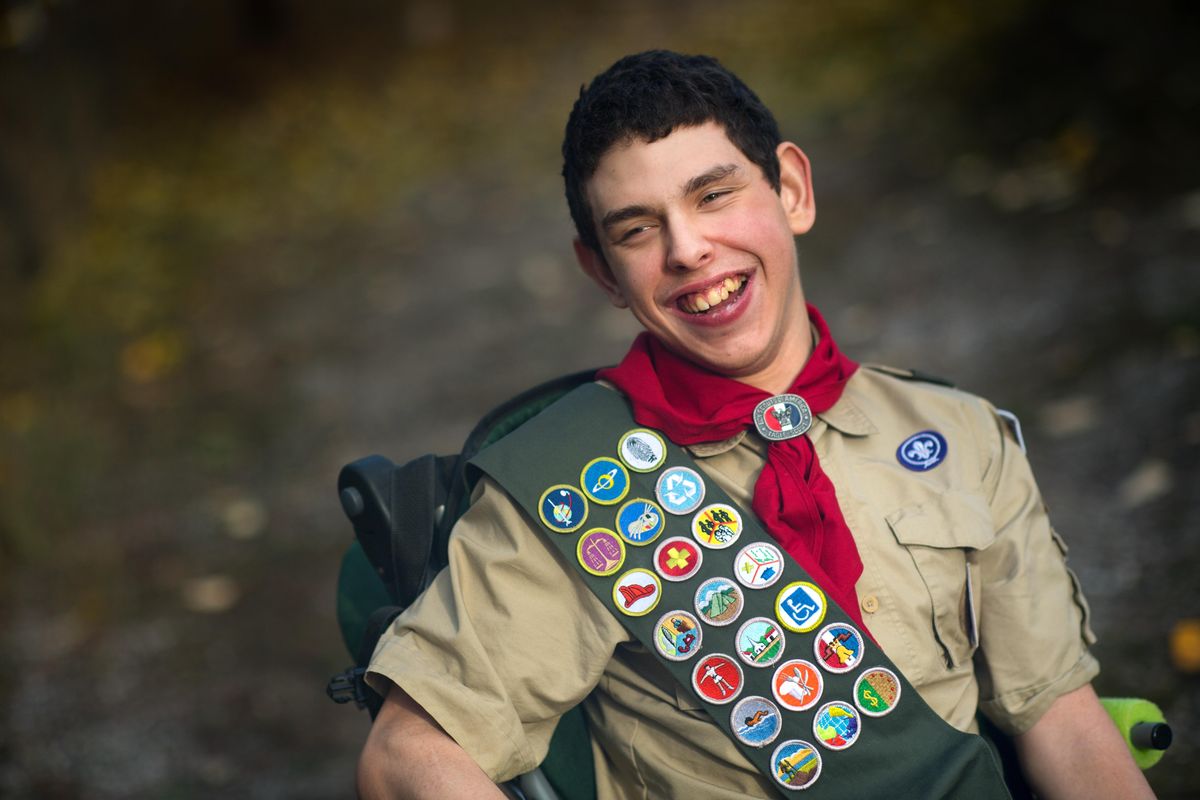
[677,274,748,315]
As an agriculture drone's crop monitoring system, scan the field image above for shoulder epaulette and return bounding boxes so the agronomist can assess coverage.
[863,364,956,389]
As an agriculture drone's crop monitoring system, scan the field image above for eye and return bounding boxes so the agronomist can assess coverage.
[700,190,731,205]
[618,224,654,243]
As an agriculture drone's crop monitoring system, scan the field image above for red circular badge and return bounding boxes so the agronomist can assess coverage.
[653,536,703,582]
[692,654,744,705]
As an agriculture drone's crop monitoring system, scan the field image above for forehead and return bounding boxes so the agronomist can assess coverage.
[584,122,751,211]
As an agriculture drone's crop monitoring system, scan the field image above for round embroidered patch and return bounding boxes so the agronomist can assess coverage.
[612,568,661,617]
[753,394,813,442]
[537,485,588,533]
[730,695,782,749]
[896,430,947,471]
[691,503,743,549]
[580,456,630,506]
[692,654,744,705]
[770,739,822,791]
[575,528,625,577]
[812,701,861,751]
[655,465,705,515]
[854,667,901,717]
[736,616,785,668]
[694,576,744,627]
[772,659,823,712]
[653,610,702,661]
[733,542,784,589]
[774,582,827,634]
[653,536,703,582]
[614,498,665,546]
[618,428,667,473]
[814,623,865,674]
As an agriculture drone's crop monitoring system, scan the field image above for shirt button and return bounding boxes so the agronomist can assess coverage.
[861,595,880,614]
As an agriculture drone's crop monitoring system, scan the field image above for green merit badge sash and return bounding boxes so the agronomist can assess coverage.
[470,383,1011,798]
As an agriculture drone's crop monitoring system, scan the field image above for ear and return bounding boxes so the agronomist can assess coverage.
[574,238,628,308]
[776,141,816,236]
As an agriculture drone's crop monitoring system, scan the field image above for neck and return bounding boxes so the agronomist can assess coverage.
[732,308,814,394]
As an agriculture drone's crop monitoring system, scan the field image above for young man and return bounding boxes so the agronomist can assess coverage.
[358,51,1154,798]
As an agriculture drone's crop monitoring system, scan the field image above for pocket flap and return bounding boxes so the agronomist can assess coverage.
[885,492,994,551]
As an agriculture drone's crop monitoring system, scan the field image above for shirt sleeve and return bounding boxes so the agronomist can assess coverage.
[973,401,1100,735]
[364,475,631,782]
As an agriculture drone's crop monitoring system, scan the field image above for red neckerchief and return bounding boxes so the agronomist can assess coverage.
[598,304,870,635]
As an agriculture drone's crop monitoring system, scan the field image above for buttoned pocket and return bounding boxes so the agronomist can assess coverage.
[886,492,994,670]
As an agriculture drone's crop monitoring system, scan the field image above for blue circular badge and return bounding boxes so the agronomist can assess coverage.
[896,430,947,471]
[770,739,822,791]
[580,457,630,505]
[615,498,665,546]
[655,465,705,515]
[730,695,783,749]
[538,485,588,533]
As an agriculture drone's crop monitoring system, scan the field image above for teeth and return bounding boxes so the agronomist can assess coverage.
[680,275,745,314]
[707,287,722,306]
[724,277,738,292]
[694,297,710,311]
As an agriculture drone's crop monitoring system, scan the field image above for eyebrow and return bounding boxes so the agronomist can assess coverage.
[599,163,743,232]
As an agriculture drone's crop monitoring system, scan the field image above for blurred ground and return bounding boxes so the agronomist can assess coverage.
[1,1,1197,797]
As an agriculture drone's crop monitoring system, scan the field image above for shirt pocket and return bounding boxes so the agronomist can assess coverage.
[885,491,994,670]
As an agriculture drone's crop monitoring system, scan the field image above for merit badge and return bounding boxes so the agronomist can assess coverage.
[774,582,827,634]
[896,430,948,471]
[653,536,703,582]
[854,667,901,717]
[694,576,744,627]
[730,696,783,749]
[814,623,865,674]
[734,542,784,589]
[612,568,661,617]
[655,465,705,515]
[753,394,813,442]
[812,701,861,751]
[692,654,744,705]
[770,739,822,791]
[538,485,588,533]
[615,498,665,546]
[653,610,702,661]
[618,428,666,473]
[772,659,823,712]
[576,528,625,577]
[736,617,785,668]
[691,503,743,549]
[580,457,630,506]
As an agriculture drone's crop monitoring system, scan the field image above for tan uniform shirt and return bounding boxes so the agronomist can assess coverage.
[367,367,1099,798]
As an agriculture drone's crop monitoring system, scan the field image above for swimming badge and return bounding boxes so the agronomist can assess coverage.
[897,430,947,471]
[692,654,744,705]
[854,667,901,717]
[655,465,705,515]
[618,428,666,473]
[691,503,743,549]
[615,498,665,546]
[770,739,822,791]
[538,485,588,533]
[814,623,865,674]
[575,528,625,577]
[653,537,703,582]
[812,701,861,751]
[734,543,784,589]
[654,610,702,661]
[612,568,661,617]
[753,394,813,441]
[730,696,782,749]
[580,456,630,505]
[774,582,827,634]
[772,659,823,712]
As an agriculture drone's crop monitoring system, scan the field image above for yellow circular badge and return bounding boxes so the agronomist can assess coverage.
[774,581,827,633]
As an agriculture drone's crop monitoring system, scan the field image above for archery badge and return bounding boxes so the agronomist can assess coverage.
[653,536,703,582]
[615,498,665,546]
[618,428,666,473]
[814,623,865,674]
[812,701,861,751]
[770,739,822,791]
[692,654,744,705]
[580,456,630,505]
[734,542,784,589]
[576,528,625,577]
[753,394,813,441]
[774,581,827,634]
[653,610,702,661]
[736,617,785,668]
[730,696,782,749]
[772,659,823,712]
[612,568,661,617]
[854,667,901,717]
[655,465,705,515]
[538,485,588,533]
[691,503,743,549]
[694,576,744,627]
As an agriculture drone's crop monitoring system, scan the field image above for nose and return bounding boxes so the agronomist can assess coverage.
[664,213,714,271]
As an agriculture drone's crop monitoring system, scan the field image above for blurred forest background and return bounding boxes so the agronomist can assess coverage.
[1,0,1198,797]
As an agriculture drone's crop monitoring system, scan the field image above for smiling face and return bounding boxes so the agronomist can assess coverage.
[575,122,817,393]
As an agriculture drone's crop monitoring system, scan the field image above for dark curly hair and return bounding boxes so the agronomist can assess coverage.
[562,50,783,254]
